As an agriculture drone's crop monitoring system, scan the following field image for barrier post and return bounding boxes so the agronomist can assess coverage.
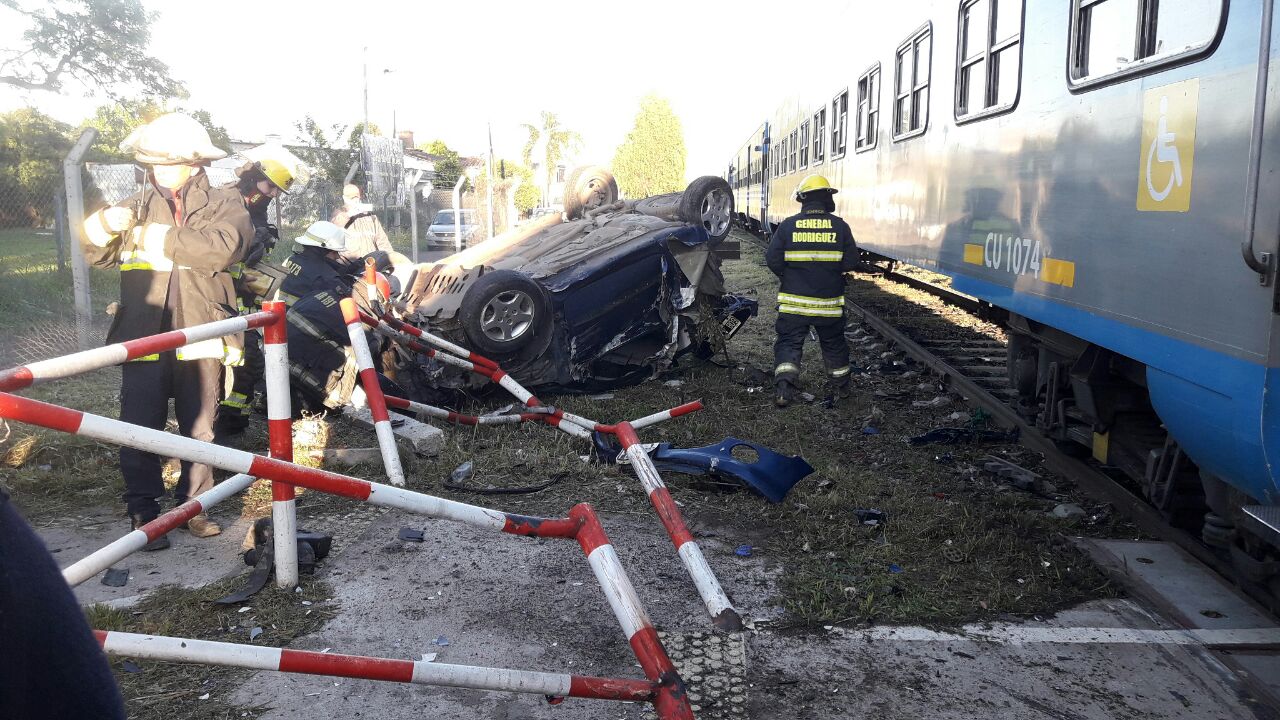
[340,298,406,486]
[262,301,298,587]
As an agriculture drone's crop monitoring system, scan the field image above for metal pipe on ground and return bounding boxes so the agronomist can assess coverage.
[340,298,405,487]
[62,473,257,587]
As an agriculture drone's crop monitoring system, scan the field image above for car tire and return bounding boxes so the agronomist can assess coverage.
[458,269,550,356]
[679,176,734,241]
[564,166,619,220]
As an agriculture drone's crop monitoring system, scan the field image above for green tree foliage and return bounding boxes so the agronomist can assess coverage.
[84,100,229,162]
[520,112,581,205]
[417,139,463,189]
[294,115,356,185]
[612,95,686,198]
[0,0,184,98]
[0,108,72,227]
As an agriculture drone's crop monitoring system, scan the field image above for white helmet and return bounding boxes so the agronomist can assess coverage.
[119,113,228,165]
[294,221,347,252]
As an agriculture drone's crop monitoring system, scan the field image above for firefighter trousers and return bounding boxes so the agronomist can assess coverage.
[773,312,851,388]
[120,353,223,516]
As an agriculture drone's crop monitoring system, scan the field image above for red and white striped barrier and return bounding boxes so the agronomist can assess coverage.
[262,300,298,588]
[383,395,594,440]
[93,630,659,703]
[0,393,692,716]
[61,473,257,587]
[377,312,498,370]
[615,421,742,632]
[340,298,406,487]
[0,309,282,392]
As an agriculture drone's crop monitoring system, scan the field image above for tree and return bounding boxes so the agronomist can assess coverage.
[0,0,184,98]
[612,95,686,198]
[417,139,463,189]
[520,112,581,206]
[0,108,72,227]
[83,98,164,161]
[294,115,355,186]
[84,100,228,162]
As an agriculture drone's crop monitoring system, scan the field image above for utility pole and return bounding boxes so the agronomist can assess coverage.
[486,123,495,242]
[362,46,369,135]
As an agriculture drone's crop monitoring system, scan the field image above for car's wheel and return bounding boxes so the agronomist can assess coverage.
[679,176,734,241]
[564,166,619,220]
[458,269,550,356]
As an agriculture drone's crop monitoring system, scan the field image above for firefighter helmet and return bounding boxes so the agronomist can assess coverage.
[119,113,227,165]
[794,174,838,201]
[294,221,347,252]
[258,158,295,193]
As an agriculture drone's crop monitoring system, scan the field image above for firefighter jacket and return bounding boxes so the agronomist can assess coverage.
[764,203,859,318]
[279,247,356,308]
[82,171,253,362]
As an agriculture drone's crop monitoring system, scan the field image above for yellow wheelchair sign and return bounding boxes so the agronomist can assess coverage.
[1137,78,1199,212]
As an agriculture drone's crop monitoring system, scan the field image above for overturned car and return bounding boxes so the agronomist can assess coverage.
[395,168,754,394]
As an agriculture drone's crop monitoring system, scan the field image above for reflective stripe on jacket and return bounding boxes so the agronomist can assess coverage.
[765,204,859,317]
[81,171,253,363]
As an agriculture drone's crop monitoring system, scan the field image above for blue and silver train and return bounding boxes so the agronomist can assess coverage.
[727,0,1280,597]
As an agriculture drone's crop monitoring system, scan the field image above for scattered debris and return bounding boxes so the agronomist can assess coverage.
[101,567,129,587]
[735,545,754,557]
[444,470,565,496]
[586,393,615,401]
[122,660,142,673]
[398,528,425,542]
[449,461,474,484]
[912,395,953,409]
[982,455,1050,494]
[304,447,382,467]
[907,427,1019,446]
[249,627,263,640]
[593,435,815,503]
[433,635,450,647]
[888,563,904,574]
[198,693,210,700]
[853,508,886,526]
[421,652,438,662]
[217,518,333,604]
[1051,503,1086,519]
[663,379,684,388]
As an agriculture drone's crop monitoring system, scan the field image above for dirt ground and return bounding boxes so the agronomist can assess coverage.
[3,228,1265,718]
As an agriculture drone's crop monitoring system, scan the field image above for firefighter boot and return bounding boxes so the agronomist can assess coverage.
[187,513,222,538]
[130,512,171,551]
[774,379,796,408]
[822,374,851,409]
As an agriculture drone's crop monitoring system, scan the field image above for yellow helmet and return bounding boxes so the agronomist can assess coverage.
[258,158,295,193]
[794,174,838,201]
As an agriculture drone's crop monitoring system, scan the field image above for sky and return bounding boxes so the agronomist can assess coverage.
[0,0,866,179]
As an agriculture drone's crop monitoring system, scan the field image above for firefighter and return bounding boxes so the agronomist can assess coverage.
[82,113,253,548]
[765,174,859,408]
[331,184,412,268]
[277,220,355,305]
[215,154,297,440]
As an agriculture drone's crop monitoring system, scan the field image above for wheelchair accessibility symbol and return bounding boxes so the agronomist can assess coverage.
[1137,78,1199,212]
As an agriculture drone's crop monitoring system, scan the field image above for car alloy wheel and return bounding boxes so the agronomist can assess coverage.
[479,289,536,343]
[700,187,732,239]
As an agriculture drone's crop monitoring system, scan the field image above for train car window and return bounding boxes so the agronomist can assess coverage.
[894,23,933,141]
[789,129,799,173]
[799,121,810,169]
[855,64,881,152]
[956,0,1024,122]
[1069,0,1224,88]
[832,90,849,158]
[813,109,827,163]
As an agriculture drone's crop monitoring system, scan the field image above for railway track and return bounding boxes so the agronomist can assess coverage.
[742,231,1245,595]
